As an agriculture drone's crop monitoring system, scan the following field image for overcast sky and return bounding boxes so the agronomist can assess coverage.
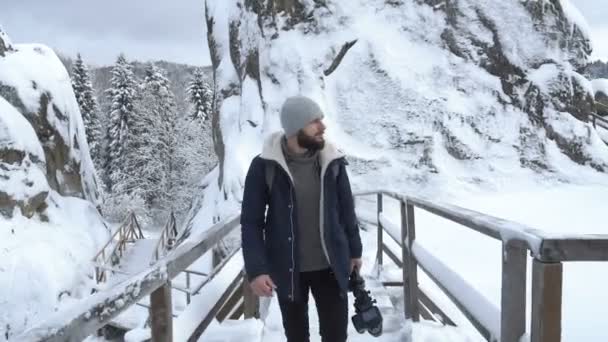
[0,0,606,67]
[0,0,211,66]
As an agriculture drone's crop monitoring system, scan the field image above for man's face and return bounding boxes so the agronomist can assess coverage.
[297,117,326,151]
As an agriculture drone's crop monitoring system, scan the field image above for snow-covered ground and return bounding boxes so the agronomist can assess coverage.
[0,193,108,339]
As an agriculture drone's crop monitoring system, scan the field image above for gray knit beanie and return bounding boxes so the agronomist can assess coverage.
[280,96,324,137]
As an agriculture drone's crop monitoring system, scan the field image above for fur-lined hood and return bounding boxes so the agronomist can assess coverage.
[259,132,344,181]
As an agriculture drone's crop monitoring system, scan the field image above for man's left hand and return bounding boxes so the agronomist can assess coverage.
[350,258,363,273]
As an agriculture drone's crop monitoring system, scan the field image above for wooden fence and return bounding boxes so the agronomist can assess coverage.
[17,190,608,342]
[17,215,258,342]
[355,190,608,342]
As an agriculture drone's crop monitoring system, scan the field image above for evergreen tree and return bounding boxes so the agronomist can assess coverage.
[171,117,216,215]
[105,54,138,193]
[129,63,177,210]
[186,68,212,120]
[71,54,103,170]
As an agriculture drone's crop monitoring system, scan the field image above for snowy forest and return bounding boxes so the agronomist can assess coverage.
[62,54,216,225]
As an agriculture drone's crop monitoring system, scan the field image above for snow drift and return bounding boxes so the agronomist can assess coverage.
[0,27,107,339]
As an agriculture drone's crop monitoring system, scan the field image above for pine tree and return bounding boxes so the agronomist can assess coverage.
[171,117,216,215]
[186,68,212,120]
[105,54,138,193]
[129,63,178,210]
[71,54,103,171]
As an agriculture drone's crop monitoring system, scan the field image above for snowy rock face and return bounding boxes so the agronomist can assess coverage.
[188,0,607,227]
[0,30,107,339]
[0,26,13,57]
[0,30,99,218]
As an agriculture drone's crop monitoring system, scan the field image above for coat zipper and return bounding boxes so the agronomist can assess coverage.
[319,161,333,267]
[288,185,295,300]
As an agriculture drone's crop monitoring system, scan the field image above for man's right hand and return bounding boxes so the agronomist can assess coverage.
[250,274,276,297]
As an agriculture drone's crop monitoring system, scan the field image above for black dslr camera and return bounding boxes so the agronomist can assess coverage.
[348,268,383,337]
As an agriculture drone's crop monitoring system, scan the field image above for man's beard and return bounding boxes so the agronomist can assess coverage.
[297,130,325,151]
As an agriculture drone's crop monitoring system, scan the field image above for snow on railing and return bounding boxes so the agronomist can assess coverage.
[378,212,401,246]
[412,242,501,340]
[354,190,608,342]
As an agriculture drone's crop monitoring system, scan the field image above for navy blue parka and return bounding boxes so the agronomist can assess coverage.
[241,132,363,301]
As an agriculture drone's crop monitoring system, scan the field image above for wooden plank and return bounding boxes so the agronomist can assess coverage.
[230,302,245,320]
[383,243,404,268]
[402,201,420,322]
[531,259,562,342]
[187,271,244,342]
[382,281,404,287]
[418,288,455,326]
[377,193,384,273]
[379,214,403,247]
[391,193,552,257]
[183,269,209,277]
[150,283,173,342]
[191,247,241,296]
[186,272,191,305]
[413,243,496,341]
[418,300,435,321]
[539,238,608,262]
[170,285,190,294]
[406,196,515,241]
[217,283,243,322]
[243,277,260,319]
[17,215,241,342]
[501,242,527,342]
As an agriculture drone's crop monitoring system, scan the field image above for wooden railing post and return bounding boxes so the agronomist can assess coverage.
[531,259,562,342]
[150,282,173,342]
[243,277,259,319]
[186,272,191,305]
[401,199,420,322]
[376,193,384,277]
[501,242,527,342]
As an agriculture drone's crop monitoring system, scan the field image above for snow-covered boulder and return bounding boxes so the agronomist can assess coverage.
[0,97,49,218]
[0,29,100,218]
[183,0,607,233]
[0,29,107,339]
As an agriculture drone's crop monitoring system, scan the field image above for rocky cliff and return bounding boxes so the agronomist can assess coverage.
[0,27,100,219]
[185,0,607,230]
[0,27,107,339]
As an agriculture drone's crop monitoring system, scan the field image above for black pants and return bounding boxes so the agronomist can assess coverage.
[278,268,348,342]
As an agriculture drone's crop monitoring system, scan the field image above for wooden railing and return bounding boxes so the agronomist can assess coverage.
[17,215,258,342]
[153,211,179,262]
[354,190,608,342]
[596,101,608,114]
[93,212,144,283]
[590,111,608,131]
[19,190,608,341]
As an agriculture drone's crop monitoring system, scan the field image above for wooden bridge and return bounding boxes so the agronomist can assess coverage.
[15,190,608,342]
